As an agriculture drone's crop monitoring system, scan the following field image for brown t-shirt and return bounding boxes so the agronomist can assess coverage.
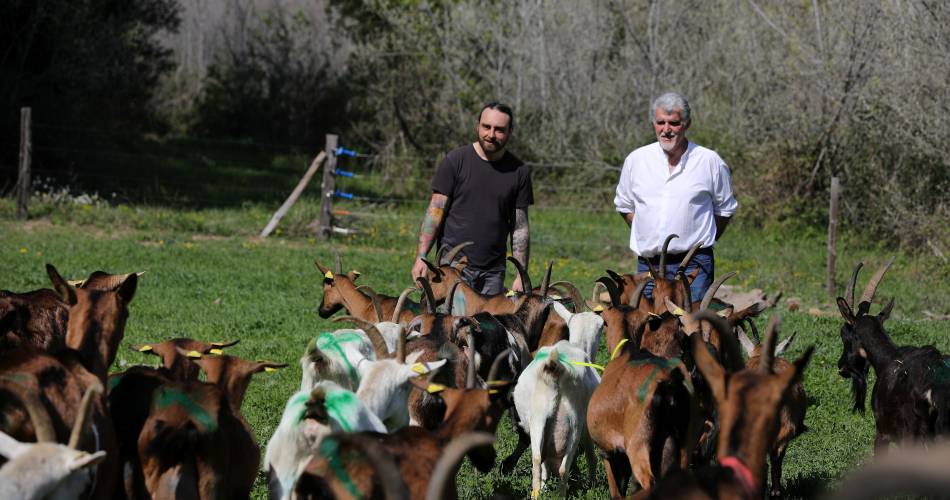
[431,144,533,271]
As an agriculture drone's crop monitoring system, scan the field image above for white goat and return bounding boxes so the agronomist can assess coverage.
[299,328,377,391]
[356,353,447,431]
[551,301,604,363]
[513,340,600,498]
[264,381,386,500]
[0,382,105,500]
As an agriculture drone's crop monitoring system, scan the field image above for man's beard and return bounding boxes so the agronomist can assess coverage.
[479,136,506,155]
[658,136,679,153]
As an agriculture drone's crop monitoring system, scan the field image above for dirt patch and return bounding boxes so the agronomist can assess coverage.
[17,219,55,231]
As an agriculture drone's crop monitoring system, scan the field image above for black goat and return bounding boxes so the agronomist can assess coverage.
[835,257,950,452]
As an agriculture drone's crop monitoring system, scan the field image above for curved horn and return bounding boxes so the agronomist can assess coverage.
[658,234,679,274]
[446,280,462,315]
[678,273,693,309]
[333,316,389,358]
[539,261,553,297]
[416,277,437,315]
[691,310,743,372]
[334,254,343,274]
[506,256,532,294]
[487,348,512,383]
[629,280,648,309]
[605,269,624,286]
[420,258,440,274]
[700,271,737,310]
[859,256,895,308]
[465,332,477,389]
[392,287,417,323]
[442,241,474,267]
[845,261,864,308]
[69,383,103,449]
[5,376,57,443]
[758,314,781,374]
[596,277,622,307]
[360,286,385,323]
[745,317,761,343]
[425,432,496,500]
[396,326,407,364]
[551,281,586,312]
[675,243,703,274]
[644,260,660,282]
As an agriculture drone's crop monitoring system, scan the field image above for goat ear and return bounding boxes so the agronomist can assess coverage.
[487,380,512,401]
[550,301,572,323]
[836,297,856,325]
[255,361,289,373]
[692,336,726,402]
[737,325,756,357]
[47,264,78,305]
[116,272,137,304]
[775,333,796,357]
[878,298,895,322]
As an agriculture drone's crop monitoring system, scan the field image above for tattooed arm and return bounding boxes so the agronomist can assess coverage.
[411,193,449,280]
[510,208,530,292]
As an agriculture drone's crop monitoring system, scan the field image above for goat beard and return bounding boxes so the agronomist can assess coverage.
[850,372,869,413]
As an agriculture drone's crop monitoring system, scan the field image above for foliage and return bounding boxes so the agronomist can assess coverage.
[0,0,181,168]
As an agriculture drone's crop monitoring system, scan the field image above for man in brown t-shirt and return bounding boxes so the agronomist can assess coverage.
[410,103,534,295]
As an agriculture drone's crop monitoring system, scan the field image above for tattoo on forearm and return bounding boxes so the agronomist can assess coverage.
[512,208,530,267]
[417,195,448,258]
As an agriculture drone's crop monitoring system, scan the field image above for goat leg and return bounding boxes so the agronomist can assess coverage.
[501,425,530,474]
[769,446,787,497]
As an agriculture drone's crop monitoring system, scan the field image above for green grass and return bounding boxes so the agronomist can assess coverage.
[1,196,948,498]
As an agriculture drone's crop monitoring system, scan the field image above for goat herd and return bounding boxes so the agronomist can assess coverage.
[0,236,948,499]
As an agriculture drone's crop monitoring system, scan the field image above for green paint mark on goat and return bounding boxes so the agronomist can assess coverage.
[153,386,217,433]
[324,390,359,432]
[626,356,682,402]
[319,436,365,499]
[289,391,312,423]
[310,331,366,383]
[530,349,576,372]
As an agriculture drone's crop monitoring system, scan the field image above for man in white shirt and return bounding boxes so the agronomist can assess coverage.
[614,92,738,303]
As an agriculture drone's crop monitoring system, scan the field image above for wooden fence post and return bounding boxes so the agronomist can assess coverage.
[826,176,841,306]
[318,134,338,239]
[258,151,327,238]
[16,107,31,219]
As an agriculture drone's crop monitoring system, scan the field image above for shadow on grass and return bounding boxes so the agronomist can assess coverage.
[783,472,833,499]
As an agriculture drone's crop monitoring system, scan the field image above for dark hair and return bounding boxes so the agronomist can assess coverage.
[478,102,514,131]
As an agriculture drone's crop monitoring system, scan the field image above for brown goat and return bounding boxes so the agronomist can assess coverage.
[0,264,136,499]
[293,352,512,499]
[190,352,288,411]
[635,312,814,500]
[1,269,142,354]
[737,318,806,497]
[587,339,698,496]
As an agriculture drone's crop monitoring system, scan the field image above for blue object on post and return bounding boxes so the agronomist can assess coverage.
[334,190,354,200]
[333,169,355,178]
[334,146,358,158]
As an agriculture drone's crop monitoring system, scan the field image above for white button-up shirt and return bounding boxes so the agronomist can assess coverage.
[614,141,738,257]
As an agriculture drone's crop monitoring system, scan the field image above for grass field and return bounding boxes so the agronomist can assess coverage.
[1,193,948,498]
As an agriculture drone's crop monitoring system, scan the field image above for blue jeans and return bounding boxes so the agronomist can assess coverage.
[637,247,714,303]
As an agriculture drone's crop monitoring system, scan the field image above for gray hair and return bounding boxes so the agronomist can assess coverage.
[650,92,691,125]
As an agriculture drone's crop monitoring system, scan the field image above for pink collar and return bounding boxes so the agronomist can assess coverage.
[718,455,758,499]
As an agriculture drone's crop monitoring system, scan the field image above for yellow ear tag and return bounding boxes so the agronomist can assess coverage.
[716,310,730,318]
[209,348,223,355]
[505,290,516,297]
[648,313,661,319]
[672,306,685,317]
[426,383,446,394]
[264,367,278,373]
[351,270,361,277]
[488,389,499,394]
[550,294,562,300]
[138,345,153,352]
[411,363,428,374]
[593,304,605,312]
[67,279,85,287]
[186,350,202,359]
[324,271,334,279]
